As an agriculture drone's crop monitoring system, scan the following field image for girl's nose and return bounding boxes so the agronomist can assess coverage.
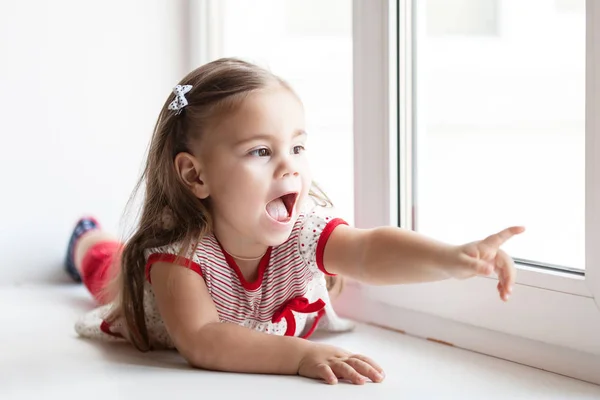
[277,156,299,179]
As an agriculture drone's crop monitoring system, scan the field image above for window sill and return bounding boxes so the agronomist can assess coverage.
[1,284,599,398]
[334,280,600,386]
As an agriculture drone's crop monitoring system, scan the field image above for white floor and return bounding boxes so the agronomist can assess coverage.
[2,284,599,400]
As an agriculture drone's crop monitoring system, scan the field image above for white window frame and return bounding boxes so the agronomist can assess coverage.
[344,0,600,385]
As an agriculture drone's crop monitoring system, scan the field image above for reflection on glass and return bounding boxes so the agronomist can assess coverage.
[416,0,585,269]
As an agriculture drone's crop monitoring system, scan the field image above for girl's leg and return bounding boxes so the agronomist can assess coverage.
[65,218,121,305]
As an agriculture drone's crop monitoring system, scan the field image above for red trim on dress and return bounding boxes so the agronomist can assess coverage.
[100,320,123,339]
[301,308,326,339]
[316,218,348,276]
[145,253,203,284]
[219,245,272,291]
[272,296,326,336]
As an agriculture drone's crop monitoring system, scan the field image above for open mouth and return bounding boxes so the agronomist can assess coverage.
[266,192,298,223]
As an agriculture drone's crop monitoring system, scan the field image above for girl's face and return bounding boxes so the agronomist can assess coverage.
[197,87,312,254]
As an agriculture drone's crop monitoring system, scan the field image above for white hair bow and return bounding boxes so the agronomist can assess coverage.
[168,84,193,114]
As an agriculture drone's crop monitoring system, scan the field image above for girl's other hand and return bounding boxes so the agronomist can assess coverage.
[297,343,385,385]
[452,226,525,301]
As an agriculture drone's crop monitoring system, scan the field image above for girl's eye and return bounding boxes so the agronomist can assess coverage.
[249,148,271,157]
[293,145,305,155]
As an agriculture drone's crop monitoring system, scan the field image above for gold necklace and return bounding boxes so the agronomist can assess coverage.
[225,249,268,261]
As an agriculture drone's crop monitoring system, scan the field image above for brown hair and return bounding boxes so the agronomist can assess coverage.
[109,58,335,351]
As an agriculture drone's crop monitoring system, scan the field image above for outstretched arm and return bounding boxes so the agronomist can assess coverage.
[323,225,524,301]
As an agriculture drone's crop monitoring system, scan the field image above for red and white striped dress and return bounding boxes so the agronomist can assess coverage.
[75,206,355,348]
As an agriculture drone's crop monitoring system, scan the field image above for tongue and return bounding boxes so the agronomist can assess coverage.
[266,198,289,221]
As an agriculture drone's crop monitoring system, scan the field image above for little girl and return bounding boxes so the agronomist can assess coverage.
[65,58,524,385]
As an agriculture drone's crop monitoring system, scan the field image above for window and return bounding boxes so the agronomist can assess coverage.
[417,0,586,272]
[194,0,355,224]
[426,0,499,36]
[349,0,600,385]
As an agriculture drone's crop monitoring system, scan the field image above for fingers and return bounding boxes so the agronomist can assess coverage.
[497,281,507,301]
[345,357,385,383]
[317,355,385,385]
[316,363,338,385]
[351,354,385,377]
[482,226,525,249]
[476,260,494,276]
[331,361,367,385]
[495,250,515,301]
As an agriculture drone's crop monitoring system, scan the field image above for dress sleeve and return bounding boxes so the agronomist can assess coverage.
[297,206,348,276]
[143,240,202,284]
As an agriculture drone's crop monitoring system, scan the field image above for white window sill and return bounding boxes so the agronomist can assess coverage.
[1,284,598,399]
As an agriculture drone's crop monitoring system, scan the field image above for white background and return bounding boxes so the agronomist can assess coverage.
[0,0,188,283]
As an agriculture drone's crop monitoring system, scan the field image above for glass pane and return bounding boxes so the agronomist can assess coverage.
[212,0,354,224]
[415,0,585,269]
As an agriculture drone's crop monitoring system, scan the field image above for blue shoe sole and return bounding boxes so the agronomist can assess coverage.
[64,217,100,282]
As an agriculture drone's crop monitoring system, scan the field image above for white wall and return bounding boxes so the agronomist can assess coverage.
[0,0,188,284]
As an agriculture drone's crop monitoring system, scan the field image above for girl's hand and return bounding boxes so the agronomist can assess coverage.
[452,226,525,301]
[297,343,385,385]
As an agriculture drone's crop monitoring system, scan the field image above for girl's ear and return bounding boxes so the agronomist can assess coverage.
[174,152,209,199]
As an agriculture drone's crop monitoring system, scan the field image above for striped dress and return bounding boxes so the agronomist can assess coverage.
[74,206,355,348]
